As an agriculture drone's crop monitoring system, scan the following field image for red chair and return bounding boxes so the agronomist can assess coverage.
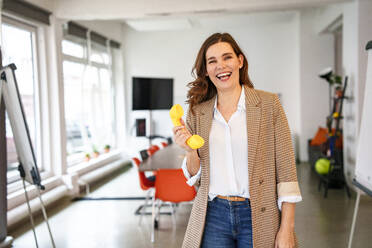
[161,142,168,148]
[132,157,154,189]
[152,145,160,151]
[147,145,160,156]
[131,157,155,224]
[147,148,156,156]
[151,169,196,243]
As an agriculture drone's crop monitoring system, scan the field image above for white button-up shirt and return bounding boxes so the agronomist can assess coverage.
[182,87,302,210]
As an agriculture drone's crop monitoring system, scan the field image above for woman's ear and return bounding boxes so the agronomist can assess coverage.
[239,54,244,69]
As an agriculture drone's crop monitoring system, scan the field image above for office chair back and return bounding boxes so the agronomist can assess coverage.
[155,169,196,203]
[131,157,155,190]
[147,145,160,156]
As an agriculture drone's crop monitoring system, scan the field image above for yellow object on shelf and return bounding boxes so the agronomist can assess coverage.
[315,158,331,175]
[170,104,204,149]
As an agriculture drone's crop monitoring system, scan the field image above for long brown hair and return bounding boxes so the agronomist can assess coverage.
[186,33,254,112]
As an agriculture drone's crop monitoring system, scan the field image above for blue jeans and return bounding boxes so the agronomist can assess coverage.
[201,197,253,248]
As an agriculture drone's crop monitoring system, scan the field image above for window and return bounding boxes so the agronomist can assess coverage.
[62,39,84,59]
[1,17,42,183]
[62,39,115,166]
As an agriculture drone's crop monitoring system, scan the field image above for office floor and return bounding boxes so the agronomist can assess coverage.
[9,163,372,248]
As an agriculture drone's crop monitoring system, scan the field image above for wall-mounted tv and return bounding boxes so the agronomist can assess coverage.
[132,77,173,110]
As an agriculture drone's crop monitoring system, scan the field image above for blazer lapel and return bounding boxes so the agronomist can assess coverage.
[198,96,215,187]
[244,85,262,186]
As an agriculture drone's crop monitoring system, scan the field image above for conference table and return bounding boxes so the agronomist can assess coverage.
[139,144,186,171]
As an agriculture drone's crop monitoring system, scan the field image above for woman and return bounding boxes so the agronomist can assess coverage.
[173,33,302,248]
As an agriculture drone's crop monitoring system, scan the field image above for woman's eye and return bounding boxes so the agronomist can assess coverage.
[208,60,216,64]
[224,56,232,60]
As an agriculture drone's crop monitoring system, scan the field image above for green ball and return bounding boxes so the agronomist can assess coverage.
[315,158,331,175]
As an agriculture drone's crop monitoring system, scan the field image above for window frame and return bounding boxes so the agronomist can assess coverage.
[62,37,117,167]
[2,14,52,191]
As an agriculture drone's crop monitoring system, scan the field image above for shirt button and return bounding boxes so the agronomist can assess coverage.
[259,179,264,185]
[261,207,266,212]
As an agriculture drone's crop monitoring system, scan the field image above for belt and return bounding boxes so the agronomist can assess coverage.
[216,195,247,202]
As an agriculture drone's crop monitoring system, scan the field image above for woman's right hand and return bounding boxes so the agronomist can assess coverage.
[172,118,193,153]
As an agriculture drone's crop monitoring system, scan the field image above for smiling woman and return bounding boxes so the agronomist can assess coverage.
[172,33,302,248]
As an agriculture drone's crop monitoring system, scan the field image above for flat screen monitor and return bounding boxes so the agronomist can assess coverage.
[132,77,173,110]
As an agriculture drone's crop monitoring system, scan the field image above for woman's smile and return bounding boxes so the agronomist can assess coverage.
[216,71,232,81]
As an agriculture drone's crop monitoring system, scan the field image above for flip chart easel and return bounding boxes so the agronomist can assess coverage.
[0,64,56,248]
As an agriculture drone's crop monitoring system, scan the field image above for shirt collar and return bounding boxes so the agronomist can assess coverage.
[213,86,246,113]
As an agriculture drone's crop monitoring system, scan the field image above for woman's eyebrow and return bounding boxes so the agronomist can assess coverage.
[222,52,233,56]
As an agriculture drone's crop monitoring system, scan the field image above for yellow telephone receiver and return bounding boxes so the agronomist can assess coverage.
[170,104,204,149]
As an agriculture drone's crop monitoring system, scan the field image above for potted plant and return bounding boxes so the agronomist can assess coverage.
[104,144,111,153]
[92,145,100,158]
[84,153,91,162]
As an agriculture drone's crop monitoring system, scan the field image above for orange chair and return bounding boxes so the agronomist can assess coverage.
[147,145,160,156]
[152,145,160,151]
[147,147,156,156]
[151,169,196,243]
[147,148,155,156]
[131,157,155,224]
[132,157,154,190]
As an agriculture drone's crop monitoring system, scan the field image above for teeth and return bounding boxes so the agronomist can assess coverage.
[216,72,231,79]
[216,72,231,78]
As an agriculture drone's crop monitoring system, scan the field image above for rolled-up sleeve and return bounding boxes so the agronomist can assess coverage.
[182,157,201,186]
[278,195,302,211]
[273,94,302,207]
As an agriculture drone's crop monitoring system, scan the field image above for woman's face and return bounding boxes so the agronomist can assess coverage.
[205,42,243,93]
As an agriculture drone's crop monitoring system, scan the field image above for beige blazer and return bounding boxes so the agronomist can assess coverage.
[182,85,301,248]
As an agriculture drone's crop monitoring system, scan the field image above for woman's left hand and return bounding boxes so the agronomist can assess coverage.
[275,227,295,248]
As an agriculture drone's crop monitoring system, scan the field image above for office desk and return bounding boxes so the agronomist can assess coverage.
[139,144,186,171]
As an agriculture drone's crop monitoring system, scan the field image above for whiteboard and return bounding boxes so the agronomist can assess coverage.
[355,41,372,195]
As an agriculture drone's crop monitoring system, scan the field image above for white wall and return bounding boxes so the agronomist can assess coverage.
[298,9,334,162]
[121,12,302,156]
